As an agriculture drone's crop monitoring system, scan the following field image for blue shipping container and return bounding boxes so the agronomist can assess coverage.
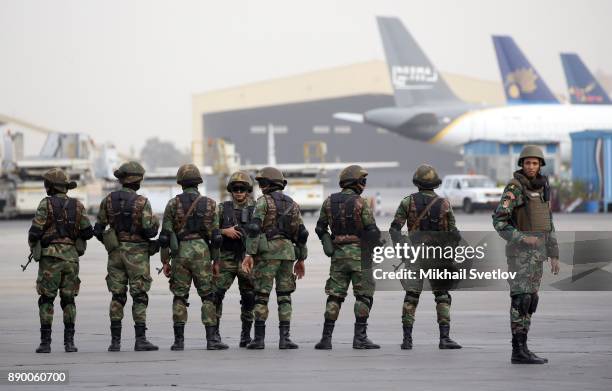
[570,130,612,209]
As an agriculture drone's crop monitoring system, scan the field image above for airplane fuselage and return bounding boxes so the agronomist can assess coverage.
[365,104,612,161]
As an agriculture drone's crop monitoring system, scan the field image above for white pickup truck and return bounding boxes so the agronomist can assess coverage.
[439,175,503,213]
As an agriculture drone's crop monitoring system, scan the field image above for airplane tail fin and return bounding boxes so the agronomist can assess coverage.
[561,53,611,104]
[492,35,558,104]
[377,16,460,107]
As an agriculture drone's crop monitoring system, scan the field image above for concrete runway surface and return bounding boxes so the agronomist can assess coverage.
[1,213,611,390]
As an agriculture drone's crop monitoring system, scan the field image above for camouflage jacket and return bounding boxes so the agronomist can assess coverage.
[162,187,219,261]
[317,188,377,260]
[246,190,304,261]
[29,194,92,261]
[218,197,256,262]
[492,173,559,258]
[391,190,457,233]
[96,186,159,246]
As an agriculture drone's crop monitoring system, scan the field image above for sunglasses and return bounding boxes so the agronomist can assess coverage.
[231,187,248,193]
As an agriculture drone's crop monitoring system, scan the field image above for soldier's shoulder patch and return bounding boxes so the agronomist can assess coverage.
[505,191,516,200]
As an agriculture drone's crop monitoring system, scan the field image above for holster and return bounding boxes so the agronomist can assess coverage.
[31,241,42,262]
[321,233,335,257]
[75,238,87,256]
[102,228,120,253]
[148,240,160,256]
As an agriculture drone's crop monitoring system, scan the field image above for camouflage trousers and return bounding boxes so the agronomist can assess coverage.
[401,261,451,327]
[36,256,80,326]
[507,248,544,334]
[169,256,217,326]
[324,257,375,321]
[106,244,152,323]
[252,259,296,322]
[214,259,255,323]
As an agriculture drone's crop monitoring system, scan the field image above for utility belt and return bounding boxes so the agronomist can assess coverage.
[103,228,158,255]
[264,228,293,242]
[40,236,87,257]
[331,234,361,245]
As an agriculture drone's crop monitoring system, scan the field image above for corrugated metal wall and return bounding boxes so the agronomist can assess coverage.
[571,130,612,209]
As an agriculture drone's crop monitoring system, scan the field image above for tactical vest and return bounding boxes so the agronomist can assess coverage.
[326,192,364,244]
[174,193,216,241]
[107,191,147,242]
[509,179,552,233]
[41,196,80,246]
[409,192,444,232]
[262,192,299,241]
[220,200,254,252]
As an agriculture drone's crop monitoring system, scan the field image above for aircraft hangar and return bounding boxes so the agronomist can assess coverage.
[191,61,505,187]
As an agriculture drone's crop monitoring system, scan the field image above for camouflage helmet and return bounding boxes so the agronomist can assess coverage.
[518,145,546,167]
[42,168,77,192]
[176,164,203,185]
[412,164,441,189]
[114,161,145,183]
[226,170,253,192]
[255,167,286,186]
[339,165,368,188]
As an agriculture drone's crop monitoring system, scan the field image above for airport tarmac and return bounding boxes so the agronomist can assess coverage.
[1,213,611,390]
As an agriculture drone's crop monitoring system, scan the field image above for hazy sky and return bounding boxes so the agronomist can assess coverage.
[1,0,610,154]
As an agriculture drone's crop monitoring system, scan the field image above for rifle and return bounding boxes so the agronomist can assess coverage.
[21,252,33,272]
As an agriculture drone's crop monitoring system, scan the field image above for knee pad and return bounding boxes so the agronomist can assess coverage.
[240,291,255,310]
[173,295,190,307]
[276,291,292,305]
[112,293,128,306]
[60,296,75,310]
[434,291,451,305]
[403,291,420,304]
[511,293,531,317]
[200,292,216,304]
[38,295,55,306]
[132,292,149,306]
[529,293,539,314]
[326,295,345,305]
[355,295,373,309]
[254,292,270,306]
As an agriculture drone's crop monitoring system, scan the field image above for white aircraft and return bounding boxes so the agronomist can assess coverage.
[335,17,612,162]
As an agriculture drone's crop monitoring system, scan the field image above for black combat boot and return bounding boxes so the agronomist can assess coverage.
[206,325,229,350]
[239,321,253,348]
[511,333,547,364]
[400,325,413,350]
[314,320,335,350]
[134,323,159,351]
[64,323,78,353]
[246,320,265,349]
[108,320,121,352]
[214,319,227,346]
[352,318,380,349]
[278,321,298,349]
[36,324,52,353]
[524,332,548,363]
[439,324,462,349]
[171,324,184,351]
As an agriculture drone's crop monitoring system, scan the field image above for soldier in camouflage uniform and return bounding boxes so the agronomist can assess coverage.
[242,167,309,350]
[493,145,560,364]
[389,164,462,350]
[314,165,382,350]
[94,161,160,352]
[213,171,256,347]
[28,168,93,353]
[159,164,226,350]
